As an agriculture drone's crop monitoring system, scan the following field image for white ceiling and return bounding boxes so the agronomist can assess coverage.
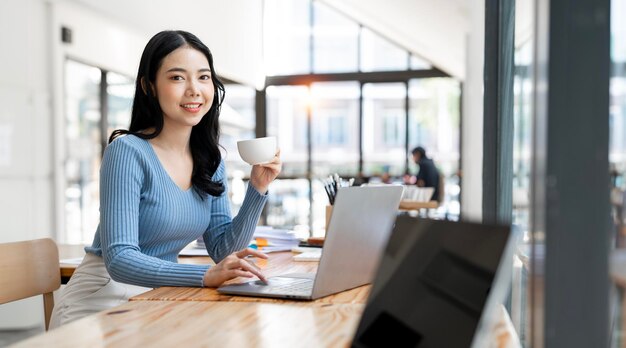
[72,0,265,87]
[319,0,470,79]
[72,0,472,82]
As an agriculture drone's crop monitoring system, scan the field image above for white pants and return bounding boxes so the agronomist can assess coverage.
[49,253,151,329]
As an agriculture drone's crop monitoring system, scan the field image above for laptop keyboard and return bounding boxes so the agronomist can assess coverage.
[266,278,313,295]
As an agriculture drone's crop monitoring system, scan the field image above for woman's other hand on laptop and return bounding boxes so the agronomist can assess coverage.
[203,248,269,287]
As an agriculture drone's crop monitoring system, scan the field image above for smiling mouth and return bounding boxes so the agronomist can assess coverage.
[180,103,203,111]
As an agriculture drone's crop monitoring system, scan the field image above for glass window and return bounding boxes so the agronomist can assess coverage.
[511,39,534,346]
[511,1,539,343]
[611,0,626,342]
[610,0,626,171]
[310,81,360,235]
[64,61,134,244]
[262,1,461,235]
[360,28,409,72]
[266,86,311,233]
[408,78,461,216]
[106,72,133,136]
[612,76,626,167]
[266,178,311,237]
[310,81,360,177]
[221,84,256,177]
[512,42,533,230]
[264,0,311,75]
[312,1,359,73]
[267,85,309,177]
[362,83,406,178]
[612,0,626,63]
[64,60,102,244]
[220,84,257,215]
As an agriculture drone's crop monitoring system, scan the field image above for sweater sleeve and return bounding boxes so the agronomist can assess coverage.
[99,138,209,288]
[202,161,268,263]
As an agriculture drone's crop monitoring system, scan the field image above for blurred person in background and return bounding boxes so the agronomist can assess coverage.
[405,146,441,202]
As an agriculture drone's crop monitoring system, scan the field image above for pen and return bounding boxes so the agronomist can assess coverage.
[323,181,334,205]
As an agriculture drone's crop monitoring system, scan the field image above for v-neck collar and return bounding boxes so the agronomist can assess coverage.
[139,136,194,193]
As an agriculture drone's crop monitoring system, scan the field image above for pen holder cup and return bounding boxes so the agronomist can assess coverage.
[325,205,333,231]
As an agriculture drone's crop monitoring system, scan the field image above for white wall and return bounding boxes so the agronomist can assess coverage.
[0,0,53,241]
[460,0,485,221]
[0,0,52,329]
[53,2,146,77]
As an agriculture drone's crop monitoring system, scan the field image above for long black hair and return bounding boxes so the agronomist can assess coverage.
[110,30,225,198]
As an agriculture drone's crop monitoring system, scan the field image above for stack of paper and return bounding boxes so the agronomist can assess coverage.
[250,226,301,253]
[178,238,208,256]
[182,226,300,256]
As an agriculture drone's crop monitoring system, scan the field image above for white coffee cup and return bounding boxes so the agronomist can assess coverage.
[237,136,277,165]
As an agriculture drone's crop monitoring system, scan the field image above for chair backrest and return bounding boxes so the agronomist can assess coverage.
[0,238,61,330]
[438,172,445,203]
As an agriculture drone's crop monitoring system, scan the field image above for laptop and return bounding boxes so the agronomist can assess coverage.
[217,185,404,300]
[352,215,515,348]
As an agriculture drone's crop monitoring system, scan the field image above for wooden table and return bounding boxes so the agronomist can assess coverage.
[130,252,370,304]
[398,199,438,210]
[12,300,364,348]
[58,244,89,283]
[49,248,368,347]
[59,245,216,284]
[44,246,515,347]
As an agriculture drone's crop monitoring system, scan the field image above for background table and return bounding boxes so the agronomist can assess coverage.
[398,199,438,210]
[58,244,88,284]
[59,245,216,284]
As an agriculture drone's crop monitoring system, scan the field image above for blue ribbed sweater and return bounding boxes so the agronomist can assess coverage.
[85,135,267,288]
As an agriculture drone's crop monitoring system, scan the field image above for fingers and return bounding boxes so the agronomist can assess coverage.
[230,269,254,279]
[237,259,268,283]
[235,247,268,259]
[258,162,282,174]
[225,249,269,283]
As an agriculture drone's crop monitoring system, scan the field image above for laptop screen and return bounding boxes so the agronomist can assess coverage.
[352,215,514,348]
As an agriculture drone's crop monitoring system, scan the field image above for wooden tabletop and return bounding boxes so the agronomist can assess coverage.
[12,300,364,348]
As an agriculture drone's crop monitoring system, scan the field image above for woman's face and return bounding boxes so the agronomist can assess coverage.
[154,46,215,129]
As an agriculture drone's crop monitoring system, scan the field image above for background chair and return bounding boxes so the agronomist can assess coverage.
[437,172,445,204]
[0,238,61,331]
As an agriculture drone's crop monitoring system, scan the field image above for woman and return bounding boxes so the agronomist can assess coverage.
[50,30,281,327]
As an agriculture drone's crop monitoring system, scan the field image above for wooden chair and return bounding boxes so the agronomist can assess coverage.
[0,238,61,330]
[437,172,445,204]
